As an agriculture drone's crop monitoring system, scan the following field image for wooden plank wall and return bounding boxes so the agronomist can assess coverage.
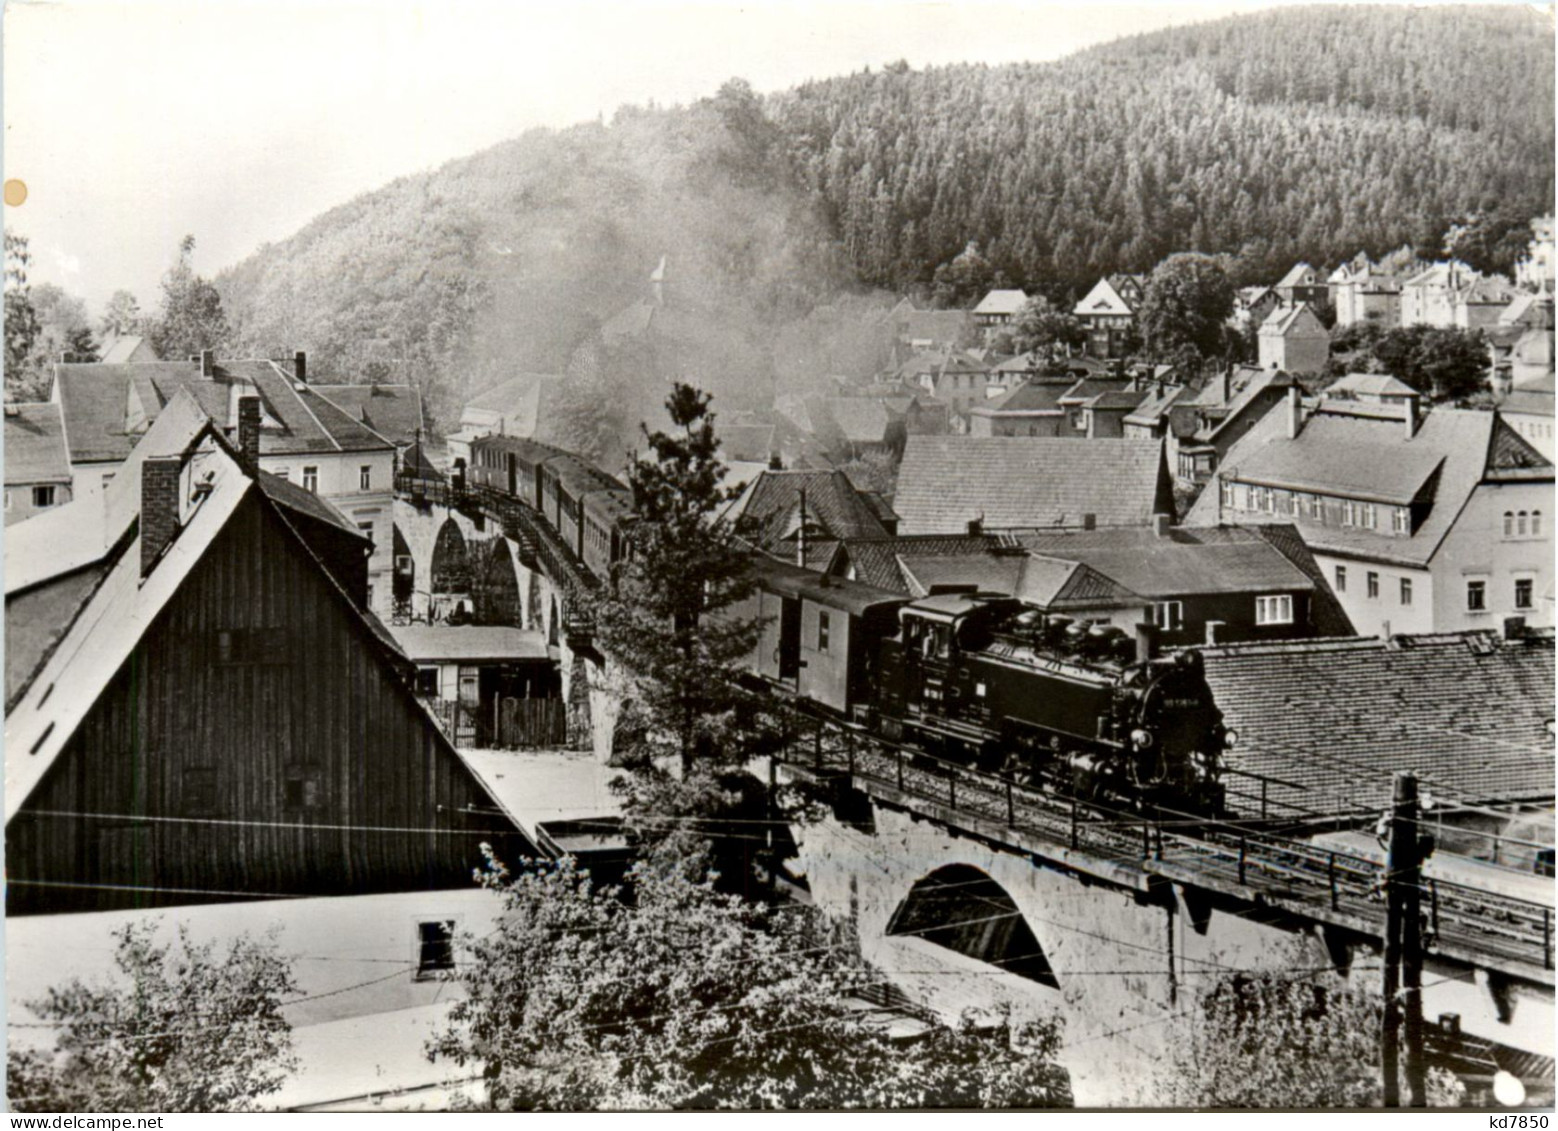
[7,493,530,915]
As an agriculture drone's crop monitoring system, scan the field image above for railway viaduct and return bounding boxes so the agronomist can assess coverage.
[391,471,1553,1106]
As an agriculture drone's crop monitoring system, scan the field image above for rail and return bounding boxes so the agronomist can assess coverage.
[776,708,1556,975]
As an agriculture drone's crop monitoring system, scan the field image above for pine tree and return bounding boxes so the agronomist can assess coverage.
[149,235,230,361]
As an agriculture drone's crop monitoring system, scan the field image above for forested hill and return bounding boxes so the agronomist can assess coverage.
[215,4,1553,429]
[778,3,1554,294]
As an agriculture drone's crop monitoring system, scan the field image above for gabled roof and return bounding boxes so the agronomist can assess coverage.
[52,361,202,463]
[1326,372,1417,400]
[1057,376,1129,406]
[4,402,72,485]
[1184,401,1554,566]
[97,335,157,364]
[1193,369,1295,443]
[972,289,1028,317]
[388,625,551,663]
[4,391,458,825]
[1124,384,1190,428]
[312,384,425,448]
[1259,303,1326,337]
[894,435,1171,535]
[726,469,893,554]
[1073,277,1135,318]
[971,382,1067,416]
[824,397,894,444]
[1500,292,1556,330]
[829,533,1010,593]
[1202,631,1555,814]
[898,309,970,344]
[1275,262,1319,289]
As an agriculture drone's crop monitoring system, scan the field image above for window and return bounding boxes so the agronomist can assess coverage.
[31,486,55,509]
[283,767,321,811]
[1256,594,1293,625]
[1287,492,1302,518]
[1367,572,1379,599]
[1516,578,1534,610]
[360,465,372,491]
[1393,507,1410,535]
[1220,480,1234,510]
[817,611,831,654]
[1360,504,1377,530]
[1466,579,1487,612]
[1400,578,1413,606]
[1504,511,1516,537]
[1518,511,1528,536]
[1309,494,1324,521]
[1535,511,1544,537]
[1334,565,1347,593]
[183,767,217,816]
[302,466,319,493]
[417,668,438,696]
[1152,601,1184,631]
[416,920,456,978]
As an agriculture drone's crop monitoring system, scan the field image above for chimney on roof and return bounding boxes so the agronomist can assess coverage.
[141,456,182,578]
[1153,513,1171,539]
[1205,620,1226,646]
[238,396,261,473]
[1402,392,1421,439]
[967,515,984,536]
[1082,513,1096,531]
[1134,622,1158,664]
[1286,384,1303,440]
[1503,615,1527,642]
[200,349,214,378]
[294,351,307,384]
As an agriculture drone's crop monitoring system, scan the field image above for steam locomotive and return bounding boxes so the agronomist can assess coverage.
[740,558,1230,817]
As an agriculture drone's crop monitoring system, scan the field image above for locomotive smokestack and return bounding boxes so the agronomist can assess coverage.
[1135,621,1158,663]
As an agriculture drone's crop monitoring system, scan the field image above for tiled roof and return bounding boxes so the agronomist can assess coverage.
[1201,631,1555,815]
[1498,387,1555,419]
[899,554,1027,598]
[1086,389,1150,411]
[972,289,1028,316]
[1259,303,1325,336]
[1275,262,1319,289]
[5,558,114,713]
[1184,402,1553,566]
[895,435,1171,535]
[824,398,894,444]
[1327,372,1417,399]
[1124,384,1189,428]
[832,533,1007,593]
[1012,527,1314,600]
[1073,278,1135,318]
[312,384,425,448]
[257,471,369,540]
[1193,369,1294,443]
[52,362,200,463]
[97,335,156,364]
[972,382,1066,415]
[727,469,892,553]
[1500,292,1556,330]
[4,403,72,485]
[1058,376,1129,405]
[388,625,550,663]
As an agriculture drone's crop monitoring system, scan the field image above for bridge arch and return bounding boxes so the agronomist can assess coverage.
[430,518,471,598]
[887,864,1059,988]
[473,537,523,626]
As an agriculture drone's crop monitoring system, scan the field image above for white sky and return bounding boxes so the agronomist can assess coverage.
[1,0,1540,312]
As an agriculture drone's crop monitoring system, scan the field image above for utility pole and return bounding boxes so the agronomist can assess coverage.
[1382,770,1426,1107]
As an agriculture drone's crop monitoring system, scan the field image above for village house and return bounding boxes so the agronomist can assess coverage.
[897,349,993,423]
[1184,387,1555,638]
[890,303,972,357]
[893,434,1175,536]
[1324,372,1419,406]
[95,334,160,364]
[49,351,400,615]
[1497,374,1555,461]
[1056,375,1133,435]
[819,521,1350,649]
[1256,303,1329,373]
[724,467,897,569]
[389,623,561,749]
[968,381,1068,437]
[1272,262,1329,307]
[1398,262,1517,329]
[1172,367,1298,487]
[819,397,905,460]
[1121,382,1192,454]
[1328,255,1403,327]
[1073,275,1144,358]
[4,402,72,525]
[1516,216,1556,292]
[1234,286,1282,330]
[4,390,527,915]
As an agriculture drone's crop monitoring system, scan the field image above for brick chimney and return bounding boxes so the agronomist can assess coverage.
[1402,392,1421,439]
[1205,620,1226,645]
[141,456,183,577]
[238,395,261,473]
[1153,513,1171,538]
[200,349,214,378]
[1286,384,1304,440]
[1082,513,1097,531]
[1503,615,1527,641]
[294,351,307,384]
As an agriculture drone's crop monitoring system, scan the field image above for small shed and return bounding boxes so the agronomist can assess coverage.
[390,625,562,748]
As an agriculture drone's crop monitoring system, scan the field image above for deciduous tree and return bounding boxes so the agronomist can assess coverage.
[7,921,299,1112]
[100,288,145,340]
[4,231,42,400]
[1008,296,1086,359]
[1137,253,1236,362]
[149,235,231,361]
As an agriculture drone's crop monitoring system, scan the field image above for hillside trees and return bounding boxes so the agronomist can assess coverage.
[1370,326,1490,403]
[430,854,1071,1111]
[7,922,299,1112]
